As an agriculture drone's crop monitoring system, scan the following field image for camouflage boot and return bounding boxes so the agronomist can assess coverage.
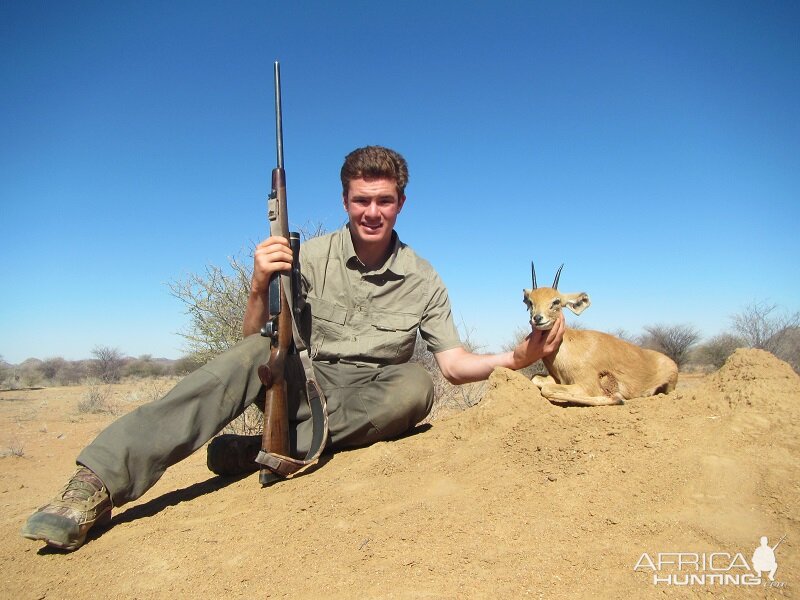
[21,466,112,551]
[206,434,262,476]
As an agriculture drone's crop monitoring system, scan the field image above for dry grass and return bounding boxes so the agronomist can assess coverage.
[122,378,172,406]
[223,404,263,436]
[6,436,25,458]
[77,382,120,415]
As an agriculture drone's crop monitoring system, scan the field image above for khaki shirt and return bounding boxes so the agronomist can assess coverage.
[299,226,462,366]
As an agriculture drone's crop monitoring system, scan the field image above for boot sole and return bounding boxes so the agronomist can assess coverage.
[22,508,112,551]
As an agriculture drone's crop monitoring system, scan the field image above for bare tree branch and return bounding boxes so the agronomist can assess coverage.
[640,324,701,368]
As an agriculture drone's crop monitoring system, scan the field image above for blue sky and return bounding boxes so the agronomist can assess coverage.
[1,1,798,363]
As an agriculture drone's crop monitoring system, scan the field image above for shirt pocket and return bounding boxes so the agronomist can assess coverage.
[309,297,347,358]
[371,310,420,363]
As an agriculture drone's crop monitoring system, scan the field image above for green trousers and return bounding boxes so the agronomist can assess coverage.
[77,334,434,506]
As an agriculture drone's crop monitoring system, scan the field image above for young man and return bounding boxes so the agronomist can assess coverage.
[22,146,564,551]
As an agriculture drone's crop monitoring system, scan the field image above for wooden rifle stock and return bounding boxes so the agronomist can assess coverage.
[258,167,292,466]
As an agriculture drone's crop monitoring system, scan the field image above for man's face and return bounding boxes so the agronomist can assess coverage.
[343,177,405,250]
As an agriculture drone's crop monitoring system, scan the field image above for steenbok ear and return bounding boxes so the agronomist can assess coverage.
[563,292,591,315]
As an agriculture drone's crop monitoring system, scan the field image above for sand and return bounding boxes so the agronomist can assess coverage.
[1,348,798,599]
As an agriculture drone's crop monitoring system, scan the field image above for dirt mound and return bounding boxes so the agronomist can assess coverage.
[1,359,798,598]
[697,348,800,412]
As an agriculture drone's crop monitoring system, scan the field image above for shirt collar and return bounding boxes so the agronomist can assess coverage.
[342,224,406,277]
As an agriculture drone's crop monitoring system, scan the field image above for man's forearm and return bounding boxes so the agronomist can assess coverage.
[242,290,269,337]
[434,317,563,386]
[435,347,522,385]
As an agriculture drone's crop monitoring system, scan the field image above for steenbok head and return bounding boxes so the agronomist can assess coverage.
[523,263,590,330]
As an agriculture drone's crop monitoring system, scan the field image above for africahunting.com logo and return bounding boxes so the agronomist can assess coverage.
[634,535,787,588]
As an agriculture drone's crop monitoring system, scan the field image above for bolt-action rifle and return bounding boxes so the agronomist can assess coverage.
[772,534,787,551]
[255,61,328,486]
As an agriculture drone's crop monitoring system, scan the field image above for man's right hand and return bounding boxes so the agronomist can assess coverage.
[243,236,293,336]
[251,236,293,295]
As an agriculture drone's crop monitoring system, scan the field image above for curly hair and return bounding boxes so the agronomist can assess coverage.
[340,146,409,198]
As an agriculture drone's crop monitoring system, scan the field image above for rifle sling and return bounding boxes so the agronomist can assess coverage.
[255,369,329,477]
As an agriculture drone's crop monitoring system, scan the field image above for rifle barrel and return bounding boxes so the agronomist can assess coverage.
[772,533,787,550]
[274,61,284,170]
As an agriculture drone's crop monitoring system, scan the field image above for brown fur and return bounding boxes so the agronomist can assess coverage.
[524,287,678,407]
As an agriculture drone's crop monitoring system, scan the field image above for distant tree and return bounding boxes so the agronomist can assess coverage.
[59,360,89,385]
[14,359,43,388]
[692,333,745,369]
[19,365,43,388]
[92,345,125,383]
[39,357,68,383]
[168,256,252,364]
[0,355,10,387]
[640,323,701,368]
[730,301,800,373]
[605,328,636,343]
[124,354,167,378]
[770,327,800,374]
[172,354,206,376]
[731,301,800,352]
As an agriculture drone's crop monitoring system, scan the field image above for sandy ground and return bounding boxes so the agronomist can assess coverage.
[1,348,798,599]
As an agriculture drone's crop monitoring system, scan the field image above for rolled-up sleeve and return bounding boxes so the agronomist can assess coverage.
[419,272,462,354]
